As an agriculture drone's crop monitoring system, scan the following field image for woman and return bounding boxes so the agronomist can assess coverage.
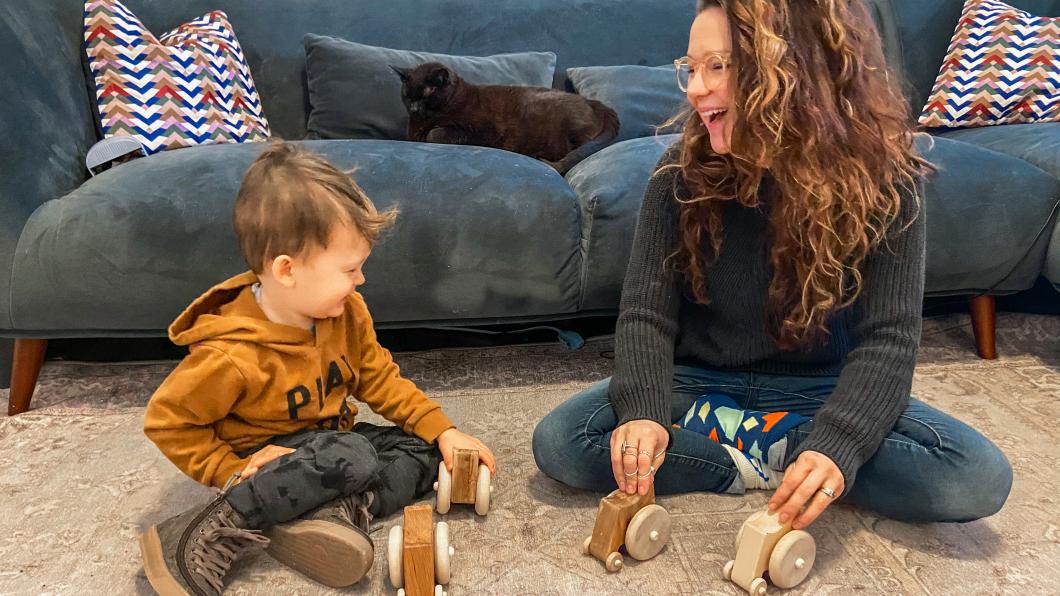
[533,0,1011,527]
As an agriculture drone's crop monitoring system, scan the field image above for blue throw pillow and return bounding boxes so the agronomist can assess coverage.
[304,34,556,141]
[567,65,689,142]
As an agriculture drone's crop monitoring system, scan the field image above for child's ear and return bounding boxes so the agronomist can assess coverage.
[270,255,297,287]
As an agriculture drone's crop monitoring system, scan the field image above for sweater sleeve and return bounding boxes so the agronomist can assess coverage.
[349,293,455,443]
[787,187,926,494]
[143,345,250,488]
[608,159,684,441]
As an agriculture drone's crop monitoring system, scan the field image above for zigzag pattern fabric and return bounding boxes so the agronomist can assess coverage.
[84,0,271,155]
[919,0,1059,128]
[676,393,808,466]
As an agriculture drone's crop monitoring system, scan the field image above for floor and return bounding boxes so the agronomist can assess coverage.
[1,312,1058,595]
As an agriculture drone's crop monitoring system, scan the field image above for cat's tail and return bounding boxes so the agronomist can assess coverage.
[550,102,620,175]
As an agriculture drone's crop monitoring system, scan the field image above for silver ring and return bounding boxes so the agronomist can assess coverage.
[638,450,653,457]
[653,449,666,460]
[623,470,638,477]
[636,465,656,479]
[818,486,837,499]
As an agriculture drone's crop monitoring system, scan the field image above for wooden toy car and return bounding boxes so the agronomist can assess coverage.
[434,448,493,516]
[722,509,816,594]
[387,504,454,596]
[581,485,671,572]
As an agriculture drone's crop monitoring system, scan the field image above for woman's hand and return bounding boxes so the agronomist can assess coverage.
[610,419,669,495]
[240,445,296,480]
[437,428,498,476]
[768,450,844,529]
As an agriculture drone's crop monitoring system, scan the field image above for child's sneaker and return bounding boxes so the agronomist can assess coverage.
[139,494,270,595]
[265,491,375,588]
[723,444,784,491]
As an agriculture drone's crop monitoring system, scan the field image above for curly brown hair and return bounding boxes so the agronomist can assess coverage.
[663,0,932,349]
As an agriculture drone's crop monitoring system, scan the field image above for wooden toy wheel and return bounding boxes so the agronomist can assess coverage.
[749,577,767,595]
[605,551,623,572]
[768,530,816,589]
[722,559,734,580]
[434,462,452,514]
[582,536,592,556]
[434,521,452,584]
[474,464,492,516]
[387,525,403,588]
[624,504,670,560]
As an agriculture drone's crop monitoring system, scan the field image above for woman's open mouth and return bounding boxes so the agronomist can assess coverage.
[701,107,729,127]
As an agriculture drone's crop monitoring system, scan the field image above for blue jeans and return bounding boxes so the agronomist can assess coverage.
[532,365,1012,522]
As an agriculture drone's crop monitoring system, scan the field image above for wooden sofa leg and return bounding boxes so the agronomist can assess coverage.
[969,295,997,360]
[8,339,48,416]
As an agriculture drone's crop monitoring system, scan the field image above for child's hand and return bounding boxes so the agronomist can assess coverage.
[436,428,497,476]
[240,445,296,480]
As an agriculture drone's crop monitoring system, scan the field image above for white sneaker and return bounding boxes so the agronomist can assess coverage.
[723,444,784,491]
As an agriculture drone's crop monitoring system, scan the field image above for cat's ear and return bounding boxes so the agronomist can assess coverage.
[427,66,451,88]
[390,65,410,82]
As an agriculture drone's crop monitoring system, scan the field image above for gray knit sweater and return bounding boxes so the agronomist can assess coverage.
[609,155,926,493]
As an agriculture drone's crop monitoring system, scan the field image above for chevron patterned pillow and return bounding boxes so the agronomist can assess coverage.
[84,0,271,155]
[919,0,1059,129]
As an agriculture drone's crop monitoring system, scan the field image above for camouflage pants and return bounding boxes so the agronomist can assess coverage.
[225,423,441,530]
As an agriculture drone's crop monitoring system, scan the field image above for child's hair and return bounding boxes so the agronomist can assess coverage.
[233,142,397,273]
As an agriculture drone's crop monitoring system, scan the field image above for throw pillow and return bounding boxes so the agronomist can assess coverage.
[919,0,1059,128]
[567,65,688,142]
[84,0,271,155]
[304,34,556,140]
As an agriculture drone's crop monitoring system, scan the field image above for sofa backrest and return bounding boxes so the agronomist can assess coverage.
[885,0,1060,115]
[125,0,697,140]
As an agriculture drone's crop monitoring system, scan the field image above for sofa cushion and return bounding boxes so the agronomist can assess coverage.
[566,66,686,142]
[304,34,556,141]
[917,0,1060,129]
[934,122,1060,180]
[917,133,1060,294]
[10,141,582,333]
[566,133,1058,307]
[84,0,271,154]
[565,134,681,311]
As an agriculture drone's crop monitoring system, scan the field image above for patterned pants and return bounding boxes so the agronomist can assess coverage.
[226,423,441,530]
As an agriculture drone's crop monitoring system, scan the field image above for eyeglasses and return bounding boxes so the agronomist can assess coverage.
[674,53,732,92]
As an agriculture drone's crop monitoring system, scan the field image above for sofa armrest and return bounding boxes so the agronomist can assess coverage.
[0,0,98,329]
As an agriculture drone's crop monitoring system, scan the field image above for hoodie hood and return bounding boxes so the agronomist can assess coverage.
[168,271,314,347]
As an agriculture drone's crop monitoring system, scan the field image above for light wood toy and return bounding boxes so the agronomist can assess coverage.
[387,504,454,596]
[434,448,493,516]
[581,485,671,572]
[722,509,816,594]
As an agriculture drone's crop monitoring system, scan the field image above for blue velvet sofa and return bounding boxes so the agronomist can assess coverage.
[2,0,1058,414]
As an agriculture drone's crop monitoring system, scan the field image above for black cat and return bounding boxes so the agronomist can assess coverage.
[392,62,619,174]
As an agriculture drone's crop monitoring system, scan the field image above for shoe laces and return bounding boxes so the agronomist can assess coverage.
[188,505,270,594]
[337,491,374,534]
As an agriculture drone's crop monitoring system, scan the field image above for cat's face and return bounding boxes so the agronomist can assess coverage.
[392,62,456,117]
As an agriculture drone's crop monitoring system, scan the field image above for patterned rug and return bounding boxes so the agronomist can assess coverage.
[1,312,1058,595]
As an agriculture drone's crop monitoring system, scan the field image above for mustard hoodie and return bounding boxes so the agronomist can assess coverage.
[144,271,454,488]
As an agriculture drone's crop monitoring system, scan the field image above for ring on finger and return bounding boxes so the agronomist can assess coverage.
[623,470,638,477]
[636,465,656,479]
[817,486,837,499]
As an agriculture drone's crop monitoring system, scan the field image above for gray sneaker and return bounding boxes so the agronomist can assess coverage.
[139,495,270,595]
[265,491,375,588]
